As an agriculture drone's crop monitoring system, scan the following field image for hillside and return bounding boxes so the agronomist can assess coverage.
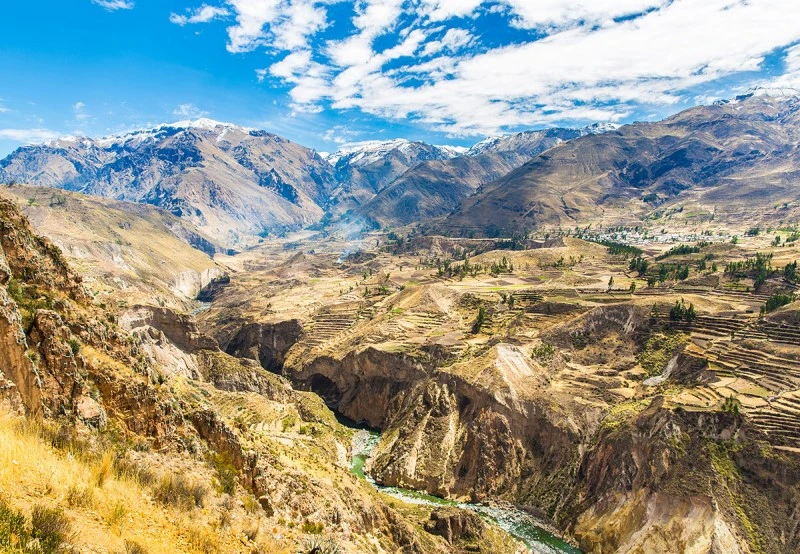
[353,128,591,228]
[0,120,337,250]
[327,139,466,213]
[0,195,523,554]
[443,94,800,236]
[0,185,224,310]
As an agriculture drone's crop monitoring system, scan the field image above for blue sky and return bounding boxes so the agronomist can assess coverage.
[1,0,800,157]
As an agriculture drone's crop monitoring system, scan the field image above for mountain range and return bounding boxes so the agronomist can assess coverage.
[2,91,800,248]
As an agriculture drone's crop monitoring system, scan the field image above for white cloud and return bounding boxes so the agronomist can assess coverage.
[322,125,360,144]
[72,102,90,121]
[91,0,134,11]
[182,0,800,136]
[0,129,61,144]
[173,104,210,118]
[170,4,230,25]
[421,28,474,57]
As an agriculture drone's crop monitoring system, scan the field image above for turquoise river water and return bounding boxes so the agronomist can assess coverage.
[350,429,582,554]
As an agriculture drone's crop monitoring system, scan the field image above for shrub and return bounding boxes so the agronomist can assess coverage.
[31,504,75,553]
[302,537,341,554]
[113,457,156,488]
[122,540,149,554]
[153,474,207,510]
[208,453,238,495]
[242,495,260,514]
[531,343,555,364]
[68,338,81,357]
[65,485,94,509]
[761,291,796,314]
[105,501,127,528]
[0,498,29,551]
[301,520,324,534]
[187,527,218,554]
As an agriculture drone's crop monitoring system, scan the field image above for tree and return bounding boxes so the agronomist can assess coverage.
[608,276,614,290]
[472,307,487,334]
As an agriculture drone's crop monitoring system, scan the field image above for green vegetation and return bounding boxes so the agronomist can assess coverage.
[471,306,487,334]
[208,452,238,495]
[655,243,706,260]
[300,520,325,534]
[531,343,555,364]
[0,498,76,554]
[638,332,690,376]
[761,291,796,315]
[725,252,775,290]
[628,256,649,275]
[707,442,765,554]
[669,299,697,322]
[784,261,798,283]
[595,239,643,259]
[721,396,741,415]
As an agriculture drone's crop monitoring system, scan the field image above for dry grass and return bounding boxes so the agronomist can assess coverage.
[0,409,280,553]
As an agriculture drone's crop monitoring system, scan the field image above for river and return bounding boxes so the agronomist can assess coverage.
[350,429,583,554]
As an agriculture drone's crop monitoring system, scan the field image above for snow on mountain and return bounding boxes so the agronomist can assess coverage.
[326,139,464,168]
[466,123,620,156]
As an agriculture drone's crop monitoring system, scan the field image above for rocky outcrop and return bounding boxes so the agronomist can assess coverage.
[0,286,41,418]
[369,369,590,503]
[289,346,432,428]
[216,319,305,373]
[424,507,485,544]
[120,305,218,378]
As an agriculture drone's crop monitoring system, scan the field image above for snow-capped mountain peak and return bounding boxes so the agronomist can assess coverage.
[326,138,464,168]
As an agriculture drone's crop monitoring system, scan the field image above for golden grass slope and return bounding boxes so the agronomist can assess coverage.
[0,185,222,311]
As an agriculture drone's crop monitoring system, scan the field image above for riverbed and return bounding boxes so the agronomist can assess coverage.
[350,429,582,554]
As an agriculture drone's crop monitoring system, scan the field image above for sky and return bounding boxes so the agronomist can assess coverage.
[2,0,800,157]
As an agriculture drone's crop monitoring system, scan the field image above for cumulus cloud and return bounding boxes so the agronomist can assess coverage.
[173,103,210,119]
[177,0,800,135]
[91,0,134,11]
[0,128,61,144]
[170,4,230,25]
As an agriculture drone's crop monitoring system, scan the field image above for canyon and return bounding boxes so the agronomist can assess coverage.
[1,94,800,553]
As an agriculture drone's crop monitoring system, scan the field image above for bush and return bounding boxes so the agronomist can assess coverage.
[0,498,29,551]
[208,453,238,495]
[31,504,75,553]
[302,537,340,554]
[531,343,555,364]
[762,291,796,314]
[68,338,81,357]
[153,474,207,510]
[301,520,324,534]
[105,501,127,528]
[122,540,149,554]
[65,485,94,509]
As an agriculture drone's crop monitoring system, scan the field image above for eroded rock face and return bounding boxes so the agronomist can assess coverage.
[121,305,218,378]
[424,507,486,544]
[290,346,431,428]
[369,372,586,504]
[0,287,41,417]
[217,319,304,373]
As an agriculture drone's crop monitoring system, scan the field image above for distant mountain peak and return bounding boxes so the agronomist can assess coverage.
[326,138,464,167]
[46,119,253,150]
